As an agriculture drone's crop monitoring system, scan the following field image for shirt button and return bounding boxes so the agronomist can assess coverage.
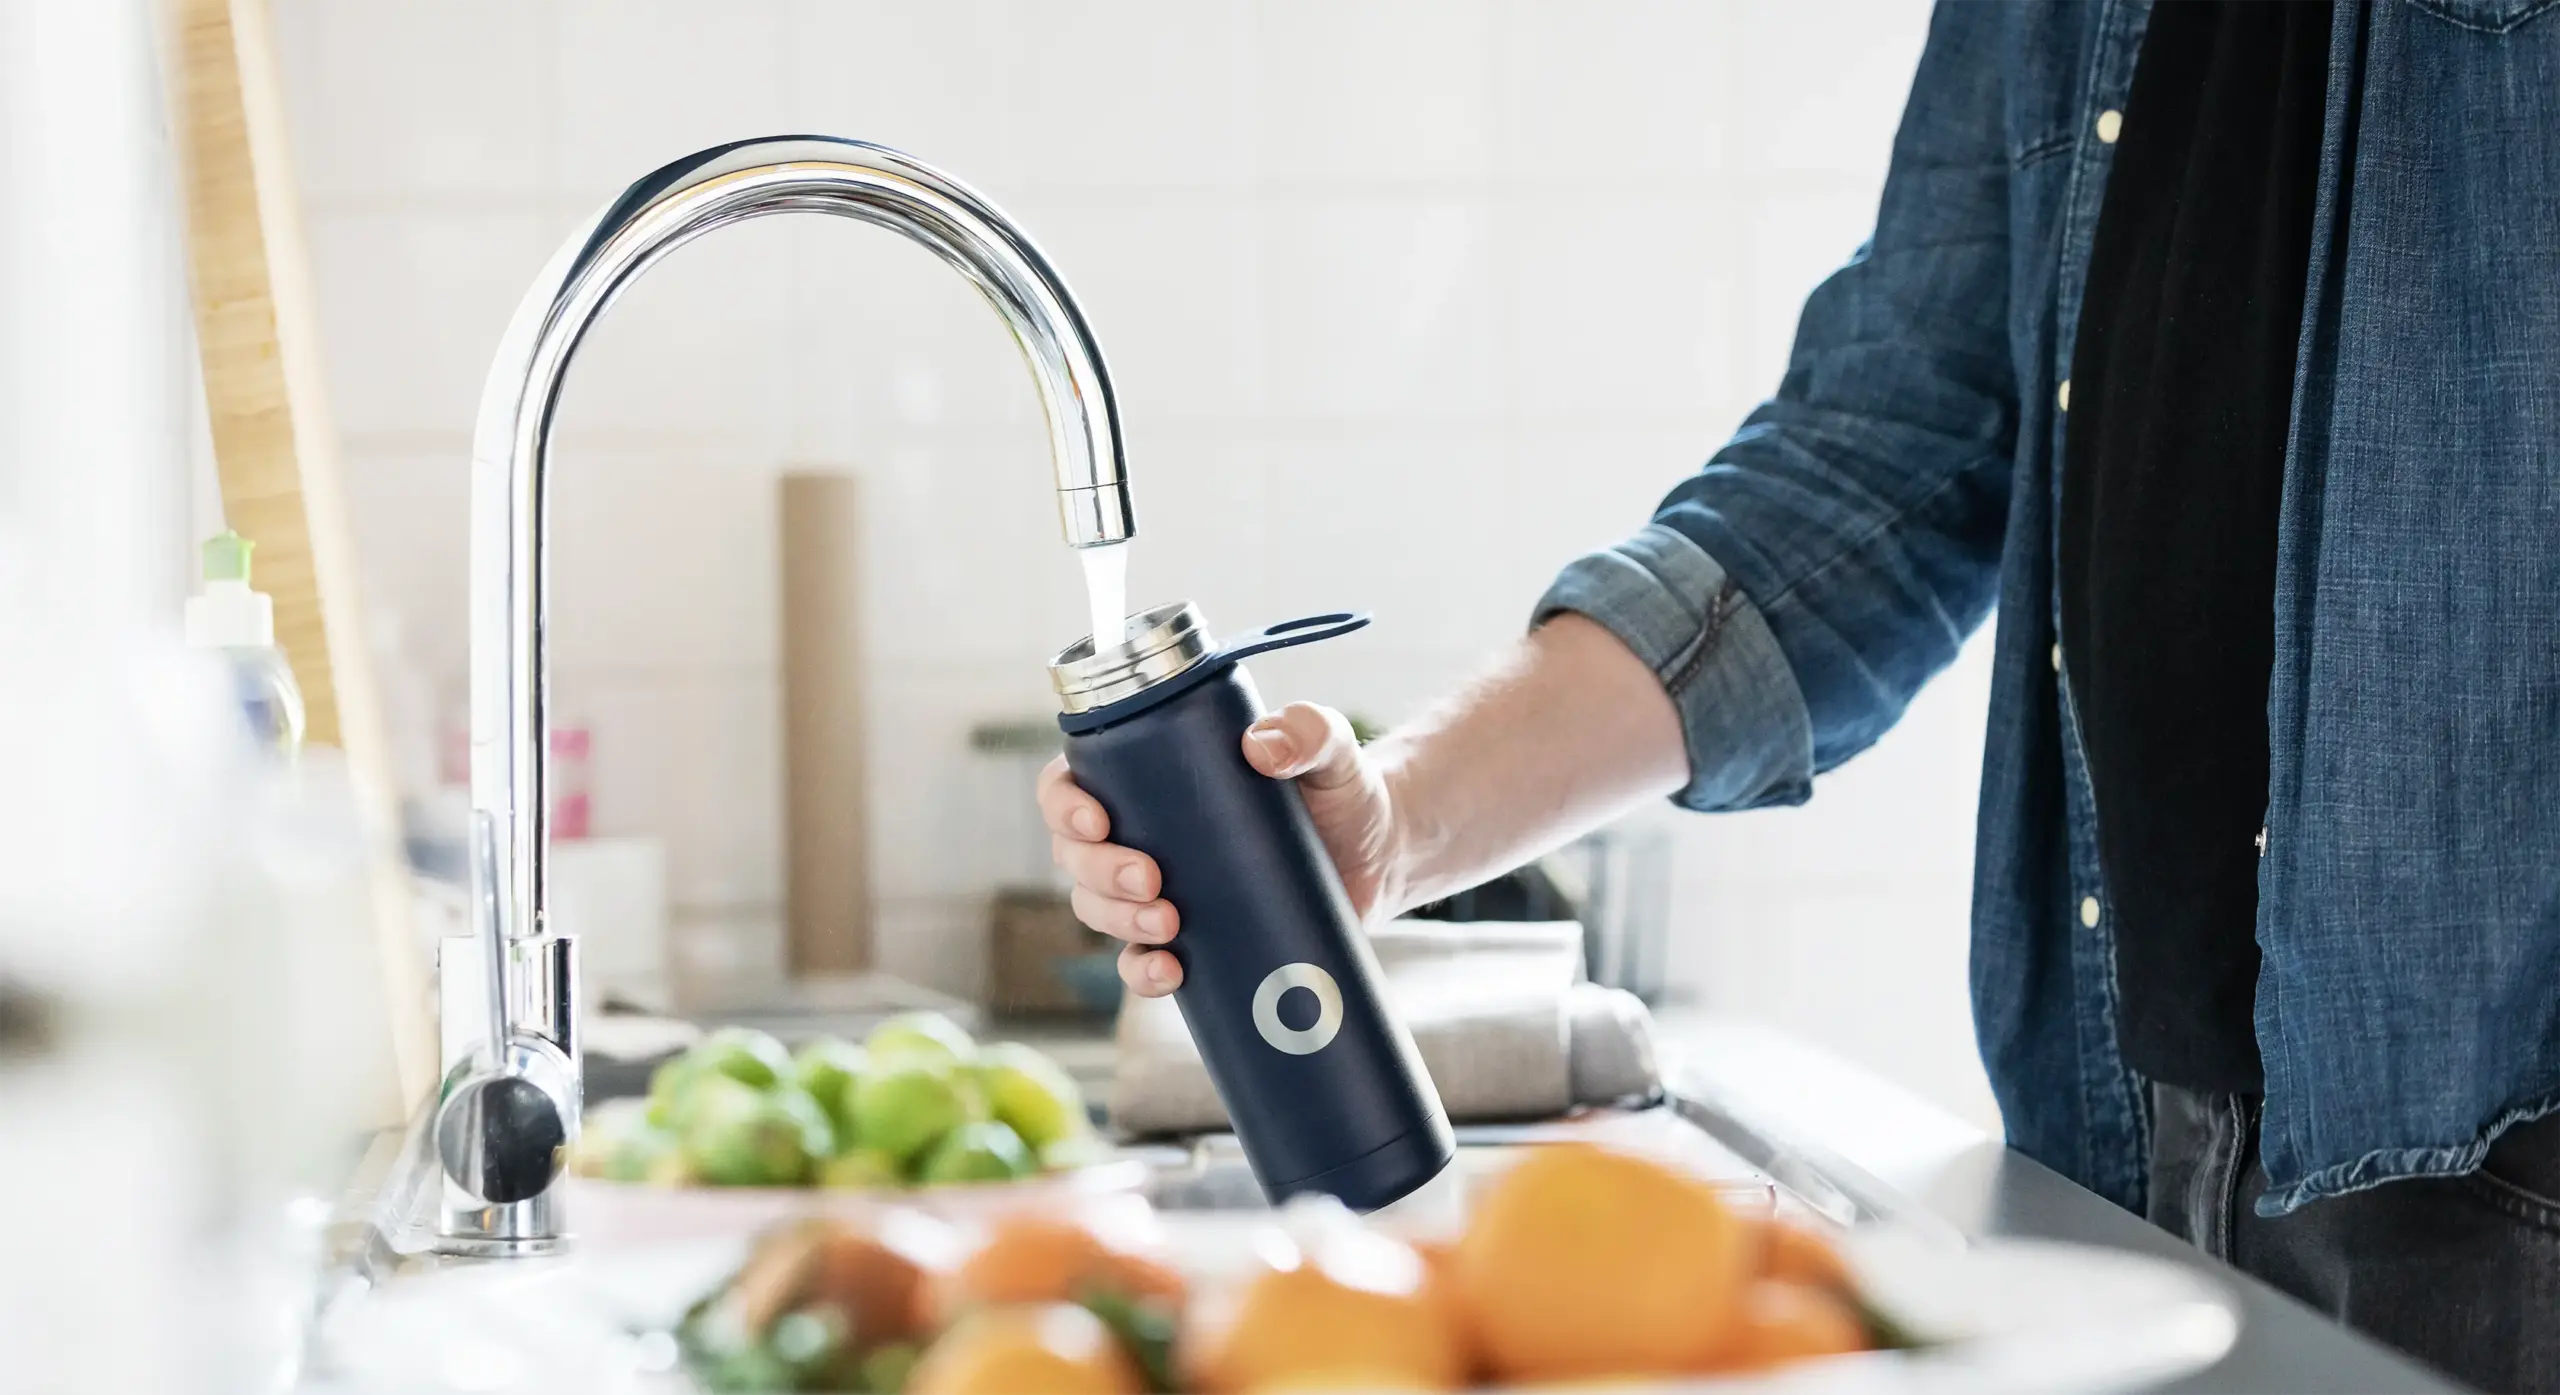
[2096,109,2124,144]
[2080,896,2101,929]
[2057,378,2072,411]
[2049,642,2062,673]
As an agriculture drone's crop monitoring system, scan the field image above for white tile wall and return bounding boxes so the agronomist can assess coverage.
[574,673,785,908]
[1737,186,1894,392]
[543,446,782,676]
[865,667,1059,903]
[275,0,1994,1128]
[1257,430,1523,660]
[275,0,550,205]
[1506,194,1734,430]
[1731,0,1931,183]
[1494,1,1733,184]
[1117,436,1271,635]
[554,0,790,201]
[1253,0,1496,188]
[1015,196,1266,429]
[784,1,1038,194]
[547,215,797,447]
[845,436,1087,666]
[1508,428,1726,567]
[1261,198,1500,422]
[336,442,472,684]
[783,222,1051,451]
[1003,1,1256,193]
[303,208,567,437]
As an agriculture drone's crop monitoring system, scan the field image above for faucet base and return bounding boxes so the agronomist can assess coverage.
[432,1232,571,1260]
[436,1184,571,1256]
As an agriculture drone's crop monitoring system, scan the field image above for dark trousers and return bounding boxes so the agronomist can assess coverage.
[2150,1084,2560,1393]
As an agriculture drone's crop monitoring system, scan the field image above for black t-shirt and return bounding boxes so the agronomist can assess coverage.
[2059,0,2333,1095]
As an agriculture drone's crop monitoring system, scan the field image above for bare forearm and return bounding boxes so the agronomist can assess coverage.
[1371,613,1687,915]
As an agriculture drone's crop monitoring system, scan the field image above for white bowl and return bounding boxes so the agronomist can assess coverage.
[558,1157,1151,1250]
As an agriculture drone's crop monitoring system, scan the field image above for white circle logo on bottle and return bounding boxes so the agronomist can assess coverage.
[1251,962,1344,1055]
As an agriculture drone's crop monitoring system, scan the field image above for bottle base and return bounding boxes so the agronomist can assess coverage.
[1264,1111,1456,1212]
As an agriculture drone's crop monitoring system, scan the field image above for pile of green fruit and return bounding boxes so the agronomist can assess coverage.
[574,1012,1101,1190]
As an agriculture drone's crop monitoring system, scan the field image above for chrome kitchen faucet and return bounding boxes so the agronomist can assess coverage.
[437,137,1136,1255]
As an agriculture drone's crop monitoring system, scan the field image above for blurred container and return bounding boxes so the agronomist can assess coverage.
[1410,822,1673,1003]
[550,724,593,841]
[969,716,1069,892]
[418,714,591,862]
[1545,823,1675,1003]
[989,887,1119,1020]
[974,719,1110,1020]
[550,835,669,1011]
[0,634,383,1394]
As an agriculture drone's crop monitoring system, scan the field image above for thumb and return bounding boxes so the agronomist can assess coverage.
[1242,702,1362,789]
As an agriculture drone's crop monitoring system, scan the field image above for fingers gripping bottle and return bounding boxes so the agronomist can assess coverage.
[1050,602,1453,1209]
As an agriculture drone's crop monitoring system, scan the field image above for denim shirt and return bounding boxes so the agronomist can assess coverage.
[1538,0,2560,1216]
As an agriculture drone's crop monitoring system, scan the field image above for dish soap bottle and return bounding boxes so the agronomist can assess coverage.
[185,530,305,758]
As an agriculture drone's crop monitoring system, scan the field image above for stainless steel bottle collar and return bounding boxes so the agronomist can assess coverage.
[1048,600,1215,714]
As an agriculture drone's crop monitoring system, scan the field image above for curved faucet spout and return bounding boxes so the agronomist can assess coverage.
[445,137,1134,1252]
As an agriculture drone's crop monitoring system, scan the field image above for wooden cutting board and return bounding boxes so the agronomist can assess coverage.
[161,0,433,1120]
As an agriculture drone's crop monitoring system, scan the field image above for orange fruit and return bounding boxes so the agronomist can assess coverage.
[1405,1237,1480,1381]
[1408,1235,1457,1293]
[1095,1249,1188,1307]
[906,1302,1146,1395]
[1184,1227,1468,1393]
[806,1224,937,1348]
[1757,1218,1856,1293]
[1452,1142,1749,1381]
[934,1210,1186,1322]
[1708,1281,1870,1371]
[1242,1376,1447,1394]
[946,1215,1112,1307]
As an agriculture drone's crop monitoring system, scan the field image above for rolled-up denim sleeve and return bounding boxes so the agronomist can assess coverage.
[1541,2,2016,810]
[1535,525,1814,812]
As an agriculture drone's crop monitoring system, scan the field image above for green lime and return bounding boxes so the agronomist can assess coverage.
[769,1305,849,1377]
[815,1146,905,1191]
[607,1125,680,1182]
[680,1075,831,1186]
[850,1056,977,1163]
[643,1147,698,1187]
[572,1097,645,1177]
[864,1011,976,1066]
[917,1120,1034,1185]
[971,1041,1088,1151]
[776,1082,838,1155]
[1037,1132,1113,1174]
[792,1037,870,1145]
[694,1341,793,1394]
[695,1025,794,1090]
[858,1342,920,1395]
[645,1052,705,1129]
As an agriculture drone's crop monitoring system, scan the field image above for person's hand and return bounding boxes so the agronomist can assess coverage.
[1036,701,1403,998]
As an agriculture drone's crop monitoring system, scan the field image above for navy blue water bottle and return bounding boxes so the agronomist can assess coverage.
[1051,602,1453,1210]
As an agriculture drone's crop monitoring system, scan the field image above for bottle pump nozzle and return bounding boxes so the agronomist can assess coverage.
[185,530,275,649]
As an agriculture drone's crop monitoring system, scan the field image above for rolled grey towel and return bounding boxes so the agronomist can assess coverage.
[1107,920,1663,1136]
[1566,982,1662,1106]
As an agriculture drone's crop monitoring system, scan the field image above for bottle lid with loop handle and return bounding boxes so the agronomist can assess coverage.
[1049,602,1370,734]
